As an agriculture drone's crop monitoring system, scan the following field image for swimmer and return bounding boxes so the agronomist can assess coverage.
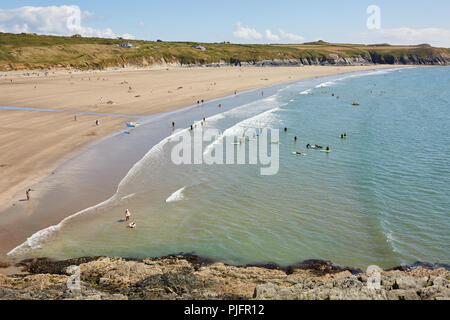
[26,189,32,201]
[125,209,131,221]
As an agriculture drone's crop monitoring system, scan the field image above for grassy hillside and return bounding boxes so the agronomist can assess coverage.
[0,33,449,71]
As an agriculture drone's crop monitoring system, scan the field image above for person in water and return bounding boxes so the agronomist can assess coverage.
[344,133,347,138]
[294,136,298,142]
[284,128,288,132]
[341,134,344,139]
[306,144,311,149]
[172,122,175,128]
[326,146,330,151]
[125,209,131,222]
[129,222,136,229]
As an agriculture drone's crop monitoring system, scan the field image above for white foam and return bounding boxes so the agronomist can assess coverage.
[7,196,114,256]
[299,89,312,95]
[315,81,336,88]
[7,127,193,256]
[165,187,186,203]
[203,106,282,157]
[121,193,136,201]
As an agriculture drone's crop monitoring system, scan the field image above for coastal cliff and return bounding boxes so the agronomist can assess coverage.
[1,255,449,300]
[1,33,449,71]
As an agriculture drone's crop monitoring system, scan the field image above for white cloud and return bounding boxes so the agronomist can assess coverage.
[233,22,304,43]
[233,22,262,40]
[279,29,304,42]
[121,33,135,40]
[265,29,280,42]
[0,5,134,39]
[354,27,450,47]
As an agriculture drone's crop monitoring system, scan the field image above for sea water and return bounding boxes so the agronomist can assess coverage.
[9,66,450,269]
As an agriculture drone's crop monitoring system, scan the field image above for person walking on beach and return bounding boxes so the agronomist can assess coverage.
[26,189,32,201]
[125,209,131,222]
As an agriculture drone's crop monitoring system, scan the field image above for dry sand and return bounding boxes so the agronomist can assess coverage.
[0,65,395,213]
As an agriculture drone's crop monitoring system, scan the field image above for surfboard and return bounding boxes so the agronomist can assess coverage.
[321,150,333,153]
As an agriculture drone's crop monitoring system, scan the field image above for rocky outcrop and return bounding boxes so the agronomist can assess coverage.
[0,256,449,300]
[176,52,449,68]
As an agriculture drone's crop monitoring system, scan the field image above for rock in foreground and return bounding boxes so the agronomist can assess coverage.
[0,256,449,300]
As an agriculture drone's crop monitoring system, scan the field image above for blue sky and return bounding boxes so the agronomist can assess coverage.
[1,0,450,46]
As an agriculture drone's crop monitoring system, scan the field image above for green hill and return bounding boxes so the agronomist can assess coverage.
[0,33,449,71]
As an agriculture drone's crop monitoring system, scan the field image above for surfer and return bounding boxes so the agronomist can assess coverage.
[326,146,330,151]
[125,209,131,222]
[294,136,298,142]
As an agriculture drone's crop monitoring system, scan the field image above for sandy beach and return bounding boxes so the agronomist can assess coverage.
[0,65,397,257]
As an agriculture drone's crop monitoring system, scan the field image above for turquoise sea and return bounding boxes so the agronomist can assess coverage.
[9,66,450,269]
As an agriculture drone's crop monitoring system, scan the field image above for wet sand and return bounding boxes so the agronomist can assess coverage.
[0,65,397,257]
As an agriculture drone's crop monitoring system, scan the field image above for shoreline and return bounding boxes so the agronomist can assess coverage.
[0,65,406,259]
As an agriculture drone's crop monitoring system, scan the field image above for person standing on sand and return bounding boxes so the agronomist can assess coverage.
[26,189,32,201]
[125,209,131,222]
